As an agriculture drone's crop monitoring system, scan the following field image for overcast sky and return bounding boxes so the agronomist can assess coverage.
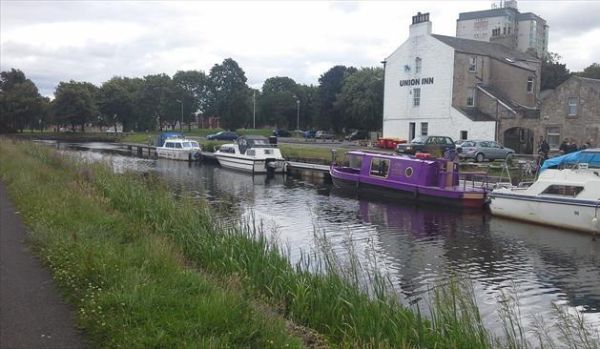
[2,0,599,97]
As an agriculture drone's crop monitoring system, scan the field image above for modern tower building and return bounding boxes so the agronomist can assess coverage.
[456,1,548,58]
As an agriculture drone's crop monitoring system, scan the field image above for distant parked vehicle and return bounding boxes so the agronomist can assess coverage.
[272,129,291,137]
[315,130,335,140]
[207,131,239,141]
[303,130,316,138]
[396,135,456,155]
[345,130,369,141]
[458,140,515,162]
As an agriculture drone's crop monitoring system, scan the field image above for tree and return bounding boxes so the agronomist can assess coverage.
[259,76,298,128]
[139,74,173,131]
[317,65,357,131]
[52,81,98,132]
[207,58,251,130]
[98,77,138,132]
[335,67,383,131]
[540,52,570,90]
[578,63,600,79]
[173,70,210,130]
[0,68,47,133]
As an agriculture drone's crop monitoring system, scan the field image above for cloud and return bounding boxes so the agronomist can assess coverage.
[1,1,598,97]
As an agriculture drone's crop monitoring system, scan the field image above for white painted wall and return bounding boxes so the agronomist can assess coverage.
[383,22,496,142]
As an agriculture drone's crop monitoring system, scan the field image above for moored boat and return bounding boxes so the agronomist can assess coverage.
[489,149,600,234]
[330,150,487,208]
[155,132,201,161]
[214,135,285,174]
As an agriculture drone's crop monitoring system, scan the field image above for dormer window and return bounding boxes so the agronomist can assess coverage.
[469,56,477,72]
[415,57,422,74]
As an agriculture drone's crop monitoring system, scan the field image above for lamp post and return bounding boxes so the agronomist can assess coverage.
[176,99,183,131]
[296,99,300,131]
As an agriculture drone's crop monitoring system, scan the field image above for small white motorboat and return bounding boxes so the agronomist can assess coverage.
[155,132,201,161]
[215,135,285,174]
[489,149,600,234]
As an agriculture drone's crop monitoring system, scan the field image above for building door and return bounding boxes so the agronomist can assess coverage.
[409,122,416,141]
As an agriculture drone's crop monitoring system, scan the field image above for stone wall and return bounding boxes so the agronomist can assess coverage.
[539,76,600,149]
[488,59,540,107]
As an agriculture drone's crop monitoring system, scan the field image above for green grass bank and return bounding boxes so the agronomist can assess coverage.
[0,140,596,348]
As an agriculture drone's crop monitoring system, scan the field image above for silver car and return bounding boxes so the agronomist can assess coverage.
[458,140,515,162]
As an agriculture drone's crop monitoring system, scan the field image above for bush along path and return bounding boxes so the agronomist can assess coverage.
[1,140,598,349]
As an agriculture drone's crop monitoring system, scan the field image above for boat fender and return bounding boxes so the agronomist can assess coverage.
[593,217,599,229]
[413,188,419,199]
[188,153,192,162]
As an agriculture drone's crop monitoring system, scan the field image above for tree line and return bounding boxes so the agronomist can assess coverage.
[0,58,383,134]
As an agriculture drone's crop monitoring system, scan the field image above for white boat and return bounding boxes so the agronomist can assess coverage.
[489,149,600,234]
[155,134,201,161]
[214,135,285,174]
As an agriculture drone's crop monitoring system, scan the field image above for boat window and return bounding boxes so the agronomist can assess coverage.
[175,143,182,149]
[165,142,174,148]
[541,185,584,197]
[348,155,362,170]
[183,142,192,148]
[370,158,390,177]
[247,150,256,156]
[191,142,199,148]
[264,149,273,155]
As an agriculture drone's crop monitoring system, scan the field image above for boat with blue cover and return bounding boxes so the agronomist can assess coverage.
[489,149,600,234]
[155,132,201,161]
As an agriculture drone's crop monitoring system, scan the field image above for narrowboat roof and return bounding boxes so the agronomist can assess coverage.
[346,150,438,164]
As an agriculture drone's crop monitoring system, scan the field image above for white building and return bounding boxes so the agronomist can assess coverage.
[383,12,541,143]
[456,1,548,58]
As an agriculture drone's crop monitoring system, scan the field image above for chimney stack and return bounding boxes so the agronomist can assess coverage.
[409,12,432,37]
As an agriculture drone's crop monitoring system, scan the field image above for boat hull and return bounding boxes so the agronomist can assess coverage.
[216,155,285,174]
[156,149,201,161]
[489,192,600,234]
[331,169,486,208]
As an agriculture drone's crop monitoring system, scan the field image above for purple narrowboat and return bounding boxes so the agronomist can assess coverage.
[330,151,487,208]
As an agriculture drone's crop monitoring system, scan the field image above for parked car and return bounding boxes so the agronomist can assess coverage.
[396,135,456,155]
[272,129,291,137]
[345,130,369,141]
[303,130,316,138]
[315,130,335,140]
[458,140,515,162]
[207,131,239,141]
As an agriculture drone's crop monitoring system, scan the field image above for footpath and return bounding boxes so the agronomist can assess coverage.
[0,182,85,348]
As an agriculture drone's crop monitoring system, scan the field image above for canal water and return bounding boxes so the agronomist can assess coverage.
[50,141,600,339]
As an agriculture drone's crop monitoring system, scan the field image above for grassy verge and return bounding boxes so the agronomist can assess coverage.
[0,140,303,348]
[120,128,272,144]
[1,140,597,348]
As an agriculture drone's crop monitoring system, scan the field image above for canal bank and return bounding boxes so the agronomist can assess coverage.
[0,181,86,348]
[2,139,599,348]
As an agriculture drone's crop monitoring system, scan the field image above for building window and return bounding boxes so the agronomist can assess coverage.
[415,57,422,74]
[413,88,421,106]
[527,77,534,93]
[467,88,476,107]
[421,122,428,136]
[460,130,468,140]
[468,56,477,72]
[546,127,560,149]
[568,97,577,116]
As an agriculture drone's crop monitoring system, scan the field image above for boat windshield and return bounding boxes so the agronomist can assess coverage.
[182,142,192,148]
[191,141,199,148]
[411,136,426,144]
[253,139,268,145]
